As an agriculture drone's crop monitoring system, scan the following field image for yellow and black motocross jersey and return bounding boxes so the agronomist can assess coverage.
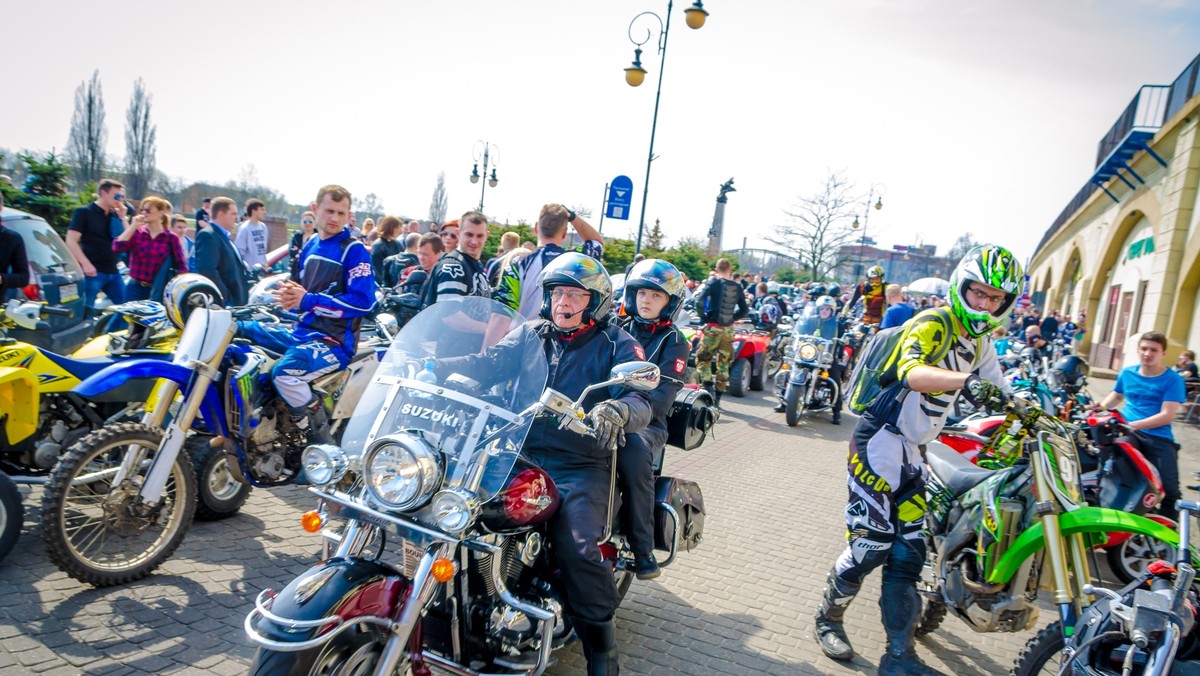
[884,308,1003,445]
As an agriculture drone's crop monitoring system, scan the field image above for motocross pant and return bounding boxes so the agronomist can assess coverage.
[526,449,620,624]
[617,427,666,558]
[1123,430,1182,516]
[235,321,350,409]
[832,416,927,596]
[695,325,734,393]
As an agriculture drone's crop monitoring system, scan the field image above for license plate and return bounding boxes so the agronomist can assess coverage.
[60,284,79,303]
[401,538,424,579]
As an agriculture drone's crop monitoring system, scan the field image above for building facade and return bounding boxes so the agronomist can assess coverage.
[1028,52,1200,372]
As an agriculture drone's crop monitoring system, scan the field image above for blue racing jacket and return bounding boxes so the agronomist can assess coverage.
[293,227,377,353]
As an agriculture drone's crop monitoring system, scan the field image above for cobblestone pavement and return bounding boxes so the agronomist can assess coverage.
[3,377,1198,675]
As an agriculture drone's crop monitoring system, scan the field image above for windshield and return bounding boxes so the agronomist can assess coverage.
[340,297,548,502]
[1,213,81,276]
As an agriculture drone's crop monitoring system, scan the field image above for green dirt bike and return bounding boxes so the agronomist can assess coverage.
[914,397,1191,664]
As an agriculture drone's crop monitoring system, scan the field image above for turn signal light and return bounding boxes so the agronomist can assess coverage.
[301,510,323,533]
[431,557,456,583]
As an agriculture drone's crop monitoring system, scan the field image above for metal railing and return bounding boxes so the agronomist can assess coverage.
[1094,84,1171,169]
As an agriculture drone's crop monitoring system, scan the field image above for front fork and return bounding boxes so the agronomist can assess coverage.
[375,541,452,674]
[1031,451,1092,637]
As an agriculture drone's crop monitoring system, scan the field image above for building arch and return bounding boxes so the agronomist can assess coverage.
[1168,233,1200,350]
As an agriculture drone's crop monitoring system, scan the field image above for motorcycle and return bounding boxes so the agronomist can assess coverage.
[773,332,843,427]
[244,298,709,675]
[1012,495,1200,675]
[940,408,1176,584]
[0,300,177,562]
[39,303,385,586]
[914,397,1186,649]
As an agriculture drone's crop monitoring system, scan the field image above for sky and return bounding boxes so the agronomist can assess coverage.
[4,0,1199,266]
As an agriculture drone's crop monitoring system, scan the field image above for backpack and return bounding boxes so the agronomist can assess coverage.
[846,307,956,415]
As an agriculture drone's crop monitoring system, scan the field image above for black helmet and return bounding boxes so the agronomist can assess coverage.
[539,252,613,324]
[623,258,685,323]
[827,282,842,297]
[1053,354,1089,388]
[809,283,827,298]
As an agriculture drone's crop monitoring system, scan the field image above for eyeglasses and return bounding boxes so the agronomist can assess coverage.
[301,220,314,225]
[966,286,1008,306]
[112,194,125,201]
[550,288,590,301]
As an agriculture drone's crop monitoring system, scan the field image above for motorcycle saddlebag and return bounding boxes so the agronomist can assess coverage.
[654,476,705,553]
[666,387,716,451]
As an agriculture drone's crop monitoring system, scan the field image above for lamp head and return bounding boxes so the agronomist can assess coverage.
[684,1,708,29]
[488,169,498,188]
[852,216,860,229]
[624,47,647,87]
[470,164,480,184]
[874,197,883,211]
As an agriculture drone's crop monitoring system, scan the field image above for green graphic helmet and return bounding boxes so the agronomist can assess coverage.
[539,252,613,324]
[948,244,1023,338]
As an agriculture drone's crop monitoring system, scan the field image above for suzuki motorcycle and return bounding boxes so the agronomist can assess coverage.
[244,298,708,675]
[913,397,1186,650]
[39,303,384,586]
[773,332,842,427]
[1012,494,1200,675]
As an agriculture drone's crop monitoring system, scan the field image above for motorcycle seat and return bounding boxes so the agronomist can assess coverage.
[925,442,997,495]
[42,350,127,381]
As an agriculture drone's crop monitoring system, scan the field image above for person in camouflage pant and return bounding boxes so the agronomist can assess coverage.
[696,325,735,394]
[692,258,749,407]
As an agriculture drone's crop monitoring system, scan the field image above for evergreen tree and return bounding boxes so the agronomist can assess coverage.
[66,70,108,188]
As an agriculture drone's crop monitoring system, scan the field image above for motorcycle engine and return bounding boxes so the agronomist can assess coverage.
[476,533,569,659]
[242,405,300,483]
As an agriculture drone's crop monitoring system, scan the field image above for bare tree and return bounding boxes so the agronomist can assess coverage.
[428,172,448,224]
[357,192,384,221]
[236,164,260,191]
[766,172,861,282]
[947,232,978,261]
[66,69,108,188]
[123,78,157,199]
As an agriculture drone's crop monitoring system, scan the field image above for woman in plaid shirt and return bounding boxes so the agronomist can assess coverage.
[113,196,189,303]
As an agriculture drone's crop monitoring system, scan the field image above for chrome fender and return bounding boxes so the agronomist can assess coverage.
[985,507,1184,585]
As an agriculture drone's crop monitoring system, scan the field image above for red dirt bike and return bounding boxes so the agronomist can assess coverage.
[936,408,1174,583]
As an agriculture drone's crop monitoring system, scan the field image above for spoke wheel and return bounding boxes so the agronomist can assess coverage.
[1012,621,1065,676]
[41,422,196,586]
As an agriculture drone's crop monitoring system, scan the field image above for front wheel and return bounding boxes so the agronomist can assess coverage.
[914,598,946,637]
[1107,534,1175,584]
[0,472,23,564]
[190,440,252,521]
[784,382,803,427]
[250,626,407,676]
[41,422,197,586]
[1012,621,1065,676]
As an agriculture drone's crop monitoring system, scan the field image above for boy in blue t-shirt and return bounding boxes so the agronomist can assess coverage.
[1097,331,1187,514]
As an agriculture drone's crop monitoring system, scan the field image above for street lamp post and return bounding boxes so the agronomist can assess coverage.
[850,184,885,278]
[622,0,709,255]
[469,140,499,213]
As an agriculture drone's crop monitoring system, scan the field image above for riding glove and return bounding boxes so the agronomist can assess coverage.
[589,400,629,452]
[963,374,1008,412]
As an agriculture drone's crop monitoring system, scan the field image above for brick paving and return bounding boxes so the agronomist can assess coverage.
[2,376,1198,675]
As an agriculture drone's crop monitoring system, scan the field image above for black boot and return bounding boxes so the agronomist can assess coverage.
[831,410,842,425]
[878,583,944,675]
[814,570,856,661]
[289,397,333,446]
[713,390,723,408]
[630,552,661,580]
[702,381,716,400]
[773,400,786,413]
[575,619,619,675]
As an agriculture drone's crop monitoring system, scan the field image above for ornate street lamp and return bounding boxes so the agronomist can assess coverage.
[622,0,710,254]
[850,184,885,278]
[469,140,499,213]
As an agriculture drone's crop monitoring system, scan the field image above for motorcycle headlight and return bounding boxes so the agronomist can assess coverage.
[301,444,348,486]
[364,433,443,511]
[819,349,833,366]
[432,488,476,533]
[798,343,818,361]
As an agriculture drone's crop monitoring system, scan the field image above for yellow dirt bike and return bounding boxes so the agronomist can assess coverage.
[0,300,177,562]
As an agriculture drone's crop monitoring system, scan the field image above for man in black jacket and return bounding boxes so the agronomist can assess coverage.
[694,258,749,406]
[195,196,249,306]
[441,252,652,675]
[616,259,690,582]
[0,191,31,296]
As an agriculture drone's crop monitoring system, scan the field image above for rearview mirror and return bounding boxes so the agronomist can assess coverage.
[610,361,660,391]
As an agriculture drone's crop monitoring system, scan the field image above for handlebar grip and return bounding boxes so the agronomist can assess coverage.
[41,305,74,317]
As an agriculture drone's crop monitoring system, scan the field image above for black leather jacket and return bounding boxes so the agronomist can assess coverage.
[618,317,690,433]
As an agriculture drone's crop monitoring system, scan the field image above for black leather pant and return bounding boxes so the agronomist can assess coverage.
[617,427,666,557]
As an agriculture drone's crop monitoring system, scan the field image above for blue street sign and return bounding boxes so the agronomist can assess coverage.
[605,175,634,220]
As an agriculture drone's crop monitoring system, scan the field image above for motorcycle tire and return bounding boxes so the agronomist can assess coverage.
[766,348,784,379]
[749,357,767,392]
[249,625,406,676]
[1107,534,1174,584]
[784,383,803,427]
[1012,621,1065,676]
[41,422,197,587]
[0,472,23,564]
[191,440,253,521]
[914,598,946,637]
[728,359,750,398]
